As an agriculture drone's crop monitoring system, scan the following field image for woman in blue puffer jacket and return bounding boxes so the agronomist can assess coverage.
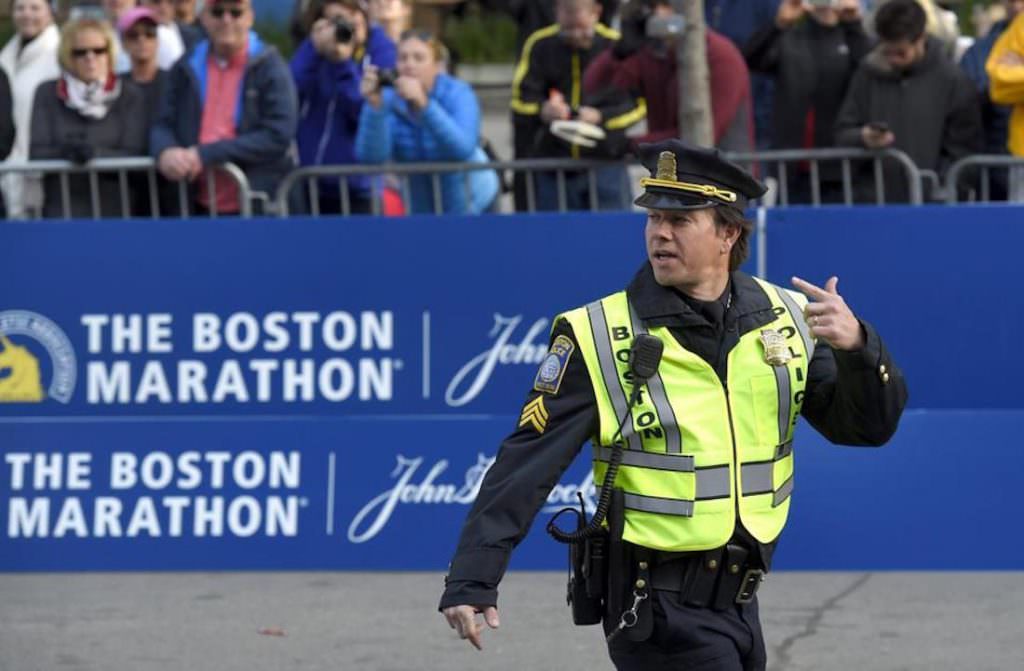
[355,29,498,215]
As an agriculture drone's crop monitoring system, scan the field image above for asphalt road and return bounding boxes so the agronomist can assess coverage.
[2,571,1022,670]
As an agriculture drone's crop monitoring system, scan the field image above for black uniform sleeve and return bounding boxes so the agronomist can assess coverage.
[439,319,599,611]
[801,320,908,446]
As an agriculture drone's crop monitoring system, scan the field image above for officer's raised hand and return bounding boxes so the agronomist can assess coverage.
[792,276,865,351]
[443,604,500,650]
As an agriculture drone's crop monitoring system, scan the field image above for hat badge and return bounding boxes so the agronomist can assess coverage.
[655,151,678,182]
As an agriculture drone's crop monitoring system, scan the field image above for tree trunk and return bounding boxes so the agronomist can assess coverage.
[674,0,713,147]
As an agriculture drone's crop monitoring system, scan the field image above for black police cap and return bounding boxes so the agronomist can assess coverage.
[633,139,767,211]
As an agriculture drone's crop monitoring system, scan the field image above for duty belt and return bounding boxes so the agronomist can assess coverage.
[648,543,765,611]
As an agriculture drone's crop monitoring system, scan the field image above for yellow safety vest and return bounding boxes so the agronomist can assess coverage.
[559,278,815,551]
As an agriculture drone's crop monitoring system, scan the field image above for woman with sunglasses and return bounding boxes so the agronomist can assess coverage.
[0,0,61,219]
[29,17,149,218]
[355,29,498,214]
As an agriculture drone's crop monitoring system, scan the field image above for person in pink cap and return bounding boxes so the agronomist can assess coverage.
[118,7,164,121]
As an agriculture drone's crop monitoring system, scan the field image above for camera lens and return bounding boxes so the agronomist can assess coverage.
[376,69,398,89]
[334,18,354,44]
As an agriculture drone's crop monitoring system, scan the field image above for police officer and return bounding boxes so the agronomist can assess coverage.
[438,140,908,670]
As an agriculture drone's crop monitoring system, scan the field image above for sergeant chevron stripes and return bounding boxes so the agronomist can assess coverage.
[519,395,549,434]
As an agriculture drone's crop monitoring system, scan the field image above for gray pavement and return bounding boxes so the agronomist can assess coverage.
[2,571,1022,670]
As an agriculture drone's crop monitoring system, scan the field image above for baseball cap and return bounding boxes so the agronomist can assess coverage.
[117,7,160,36]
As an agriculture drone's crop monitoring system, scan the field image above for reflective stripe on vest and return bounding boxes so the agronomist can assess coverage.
[558,278,812,551]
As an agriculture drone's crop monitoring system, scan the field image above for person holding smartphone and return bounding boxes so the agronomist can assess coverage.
[834,0,981,202]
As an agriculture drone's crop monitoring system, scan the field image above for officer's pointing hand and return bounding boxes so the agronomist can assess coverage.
[443,604,500,651]
[791,276,865,351]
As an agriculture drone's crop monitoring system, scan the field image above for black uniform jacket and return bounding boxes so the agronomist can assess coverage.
[439,265,908,611]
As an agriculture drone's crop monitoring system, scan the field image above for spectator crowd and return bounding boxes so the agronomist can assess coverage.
[1,0,1024,218]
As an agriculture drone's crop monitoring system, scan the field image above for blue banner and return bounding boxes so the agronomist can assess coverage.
[1,209,1022,571]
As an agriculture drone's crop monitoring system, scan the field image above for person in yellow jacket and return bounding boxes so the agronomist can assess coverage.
[988,12,1024,200]
[438,140,908,671]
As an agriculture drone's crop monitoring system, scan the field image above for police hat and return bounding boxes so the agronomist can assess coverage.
[633,139,767,211]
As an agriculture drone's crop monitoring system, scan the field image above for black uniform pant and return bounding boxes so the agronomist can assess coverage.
[605,590,766,671]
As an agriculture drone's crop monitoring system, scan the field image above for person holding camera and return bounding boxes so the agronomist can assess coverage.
[743,0,870,203]
[292,0,396,215]
[354,29,498,214]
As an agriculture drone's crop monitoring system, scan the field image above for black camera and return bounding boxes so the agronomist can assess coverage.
[334,17,354,44]
[376,68,398,88]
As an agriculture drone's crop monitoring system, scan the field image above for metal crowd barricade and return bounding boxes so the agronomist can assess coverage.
[274,158,635,217]
[944,155,1024,204]
[274,148,925,217]
[0,158,254,219]
[723,147,924,207]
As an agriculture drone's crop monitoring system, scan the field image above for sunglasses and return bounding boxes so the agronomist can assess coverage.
[210,7,245,19]
[125,27,158,41]
[71,47,108,59]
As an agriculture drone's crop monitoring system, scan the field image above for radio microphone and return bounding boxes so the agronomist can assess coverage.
[627,334,664,400]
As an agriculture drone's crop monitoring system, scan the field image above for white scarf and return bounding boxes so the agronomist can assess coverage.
[61,72,122,120]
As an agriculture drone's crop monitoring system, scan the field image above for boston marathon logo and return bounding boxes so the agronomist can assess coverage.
[347,453,595,543]
[0,310,76,404]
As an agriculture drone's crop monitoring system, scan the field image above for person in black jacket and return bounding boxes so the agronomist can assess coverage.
[439,140,907,670]
[745,0,870,203]
[30,16,149,218]
[0,69,15,218]
[511,0,645,211]
[495,0,621,52]
[834,0,981,203]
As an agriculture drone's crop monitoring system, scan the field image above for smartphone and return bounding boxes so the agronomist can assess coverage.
[645,14,685,39]
[867,121,890,133]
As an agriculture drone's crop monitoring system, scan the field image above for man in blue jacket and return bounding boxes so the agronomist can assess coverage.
[151,0,298,215]
[291,0,396,215]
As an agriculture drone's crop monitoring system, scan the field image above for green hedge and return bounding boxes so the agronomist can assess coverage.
[443,2,517,64]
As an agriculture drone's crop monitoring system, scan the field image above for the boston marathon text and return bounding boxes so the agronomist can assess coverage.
[80,312,400,404]
[3,451,304,539]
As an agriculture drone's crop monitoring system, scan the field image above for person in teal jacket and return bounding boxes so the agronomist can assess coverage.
[355,29,498,215]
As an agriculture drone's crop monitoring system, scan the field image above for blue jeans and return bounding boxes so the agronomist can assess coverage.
[531,166,632,212]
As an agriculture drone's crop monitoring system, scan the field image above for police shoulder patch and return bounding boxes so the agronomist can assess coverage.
[533,334,574,394]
